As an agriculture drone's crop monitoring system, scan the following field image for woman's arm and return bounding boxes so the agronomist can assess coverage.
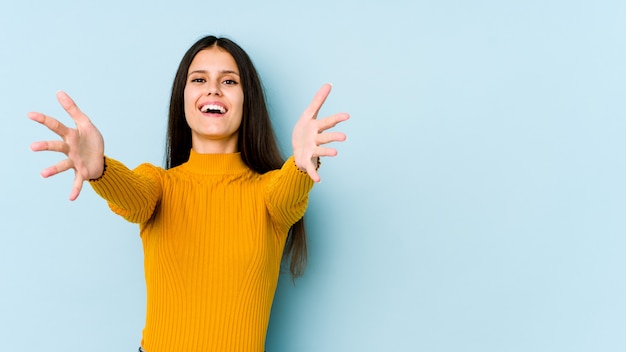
[267,84,350,228]
[266,156,316,229]
[29,91,161,223]
[89,158,162,224]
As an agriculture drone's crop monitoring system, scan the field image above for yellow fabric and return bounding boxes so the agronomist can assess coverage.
[89,150,314,352]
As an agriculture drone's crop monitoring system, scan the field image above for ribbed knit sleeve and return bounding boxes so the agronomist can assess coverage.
[88,156,163,224]
[265,156,315,230]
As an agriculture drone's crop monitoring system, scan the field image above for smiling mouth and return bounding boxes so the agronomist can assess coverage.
[200,104,227,114]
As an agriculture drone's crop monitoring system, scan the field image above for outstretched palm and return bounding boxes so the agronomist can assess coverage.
[28,91,105,201]
[292,84,350,182]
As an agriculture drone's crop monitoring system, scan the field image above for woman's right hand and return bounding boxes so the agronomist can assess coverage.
[28,91,105,201]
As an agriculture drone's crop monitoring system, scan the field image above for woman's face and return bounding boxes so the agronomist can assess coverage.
[184,46,244,153]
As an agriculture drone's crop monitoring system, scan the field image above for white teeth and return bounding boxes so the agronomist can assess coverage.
[201,104,226,114]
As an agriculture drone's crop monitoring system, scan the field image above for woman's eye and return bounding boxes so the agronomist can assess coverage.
[191,78,205,83]
[223,79,238,85]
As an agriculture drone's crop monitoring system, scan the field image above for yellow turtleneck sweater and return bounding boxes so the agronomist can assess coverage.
[89,150,314,352]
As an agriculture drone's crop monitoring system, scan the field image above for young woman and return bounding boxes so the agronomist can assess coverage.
[28,35,349,352]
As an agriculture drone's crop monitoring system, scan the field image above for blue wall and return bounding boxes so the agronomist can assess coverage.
[2,1,626,351]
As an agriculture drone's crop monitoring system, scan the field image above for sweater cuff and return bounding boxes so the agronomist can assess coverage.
[88,156,128,199]
[294,156,321,174]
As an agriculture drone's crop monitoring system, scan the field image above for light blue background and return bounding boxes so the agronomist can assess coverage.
[2,0,626,351]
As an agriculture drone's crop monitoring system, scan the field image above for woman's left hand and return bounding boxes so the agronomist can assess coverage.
[292,83,349,182]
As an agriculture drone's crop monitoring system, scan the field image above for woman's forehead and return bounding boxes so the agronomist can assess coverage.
[189,47,239,73]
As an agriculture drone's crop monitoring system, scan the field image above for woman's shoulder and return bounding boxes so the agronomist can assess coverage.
[133,161,166,180]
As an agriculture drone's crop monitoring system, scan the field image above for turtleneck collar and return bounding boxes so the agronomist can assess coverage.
[181,149,249,175]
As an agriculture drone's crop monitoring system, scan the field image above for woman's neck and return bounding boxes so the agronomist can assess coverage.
[191,136,238,154]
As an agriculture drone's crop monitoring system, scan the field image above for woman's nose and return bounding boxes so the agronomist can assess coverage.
[206,81,222,96]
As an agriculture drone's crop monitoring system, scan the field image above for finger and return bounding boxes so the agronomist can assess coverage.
[27,112,71,137]
[316,112,350,131]
[302,84,332,119]
[69,174,84,201]
[307,167,321,183]
[313,146,339,158]
[30,140,70,153]
[56,91,91,126]
[41,158,74,178]
[316,131,347,145]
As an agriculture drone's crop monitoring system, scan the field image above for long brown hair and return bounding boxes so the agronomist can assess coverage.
[165,35,307,279]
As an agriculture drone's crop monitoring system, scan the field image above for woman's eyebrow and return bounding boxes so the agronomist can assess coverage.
[188,69,240,77]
